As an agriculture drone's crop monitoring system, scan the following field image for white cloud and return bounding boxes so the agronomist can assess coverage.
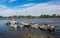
[48,0,60,5]
[0,5,17,16]
[0,9,18,16]
[0,5,11,10]
[18,3,60,16]
[14,3,36,9]
[0,3,60,16]
[9,0,16,2]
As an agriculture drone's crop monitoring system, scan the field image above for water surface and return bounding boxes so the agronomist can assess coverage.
[0,18,60,38]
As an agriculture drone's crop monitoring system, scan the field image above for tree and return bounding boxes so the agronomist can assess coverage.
[52,14,56,16]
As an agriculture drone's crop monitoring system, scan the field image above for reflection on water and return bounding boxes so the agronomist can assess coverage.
[7,26,60,38]
[0,18,60,38]
[39,34,54,38]
[24,31,55,38]
[10,27,17,30]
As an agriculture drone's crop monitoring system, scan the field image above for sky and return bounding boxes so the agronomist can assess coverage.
[0,0,60,16]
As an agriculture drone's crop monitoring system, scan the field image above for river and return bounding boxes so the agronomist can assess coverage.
[0,18,60,38]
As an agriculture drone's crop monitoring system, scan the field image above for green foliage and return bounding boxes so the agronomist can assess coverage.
[0,14,60,18]
[0,16,3,18]
[39,14,60,18]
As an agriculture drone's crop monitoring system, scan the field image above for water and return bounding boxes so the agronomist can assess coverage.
[0,18,60,38]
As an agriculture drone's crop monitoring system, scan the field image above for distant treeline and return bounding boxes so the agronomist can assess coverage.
[0,14,60,18]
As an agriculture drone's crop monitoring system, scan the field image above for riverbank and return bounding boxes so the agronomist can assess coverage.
[0,14,60,18]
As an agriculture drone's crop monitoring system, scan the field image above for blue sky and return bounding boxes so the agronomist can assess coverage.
[0,0,60,16]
